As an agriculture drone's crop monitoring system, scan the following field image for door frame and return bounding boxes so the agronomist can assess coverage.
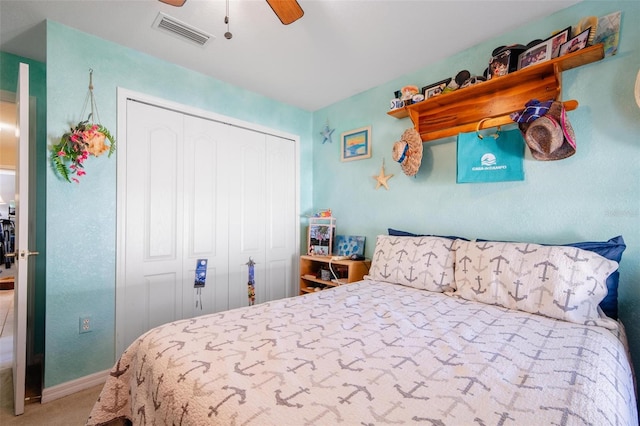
[115,88,300,357]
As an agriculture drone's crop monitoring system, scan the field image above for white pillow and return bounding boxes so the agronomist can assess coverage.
[453,239,619,328]
[365,235,455,292]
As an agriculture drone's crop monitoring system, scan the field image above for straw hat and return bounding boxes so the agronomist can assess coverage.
[520,101,576,161]
[392,128,423,176]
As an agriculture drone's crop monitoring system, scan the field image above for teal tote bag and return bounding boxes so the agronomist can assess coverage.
[456,128,525,183]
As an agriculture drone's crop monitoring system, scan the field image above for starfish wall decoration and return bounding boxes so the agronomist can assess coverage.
[320,120,335,144]
[373,159,393,190]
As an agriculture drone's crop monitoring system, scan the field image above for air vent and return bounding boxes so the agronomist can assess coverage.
[152,12,214,46]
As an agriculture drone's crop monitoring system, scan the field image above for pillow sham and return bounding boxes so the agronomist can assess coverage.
[389,229,625,319]
[564,236,625,319]
[453,239,619,328]
[366,235,456,292]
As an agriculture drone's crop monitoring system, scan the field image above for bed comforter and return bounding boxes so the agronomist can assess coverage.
[87,280,637,425]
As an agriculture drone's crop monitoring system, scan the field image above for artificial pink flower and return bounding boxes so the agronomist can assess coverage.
[52,120,115,183]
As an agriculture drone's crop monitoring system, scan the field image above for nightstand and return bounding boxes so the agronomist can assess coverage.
[299,255,371,295]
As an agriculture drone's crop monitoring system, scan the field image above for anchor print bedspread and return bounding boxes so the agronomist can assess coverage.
[87,280,637,425]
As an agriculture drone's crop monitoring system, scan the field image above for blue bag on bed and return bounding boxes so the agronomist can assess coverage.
[456,127,525,183]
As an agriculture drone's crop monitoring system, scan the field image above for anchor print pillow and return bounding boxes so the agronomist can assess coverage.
[366,235,456,292]
[453,239,619,328]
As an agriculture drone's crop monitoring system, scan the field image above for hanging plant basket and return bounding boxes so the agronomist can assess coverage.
[51,119,115,183]
[51,69,116,183]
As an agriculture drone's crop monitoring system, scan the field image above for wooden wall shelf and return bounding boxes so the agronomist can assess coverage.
[388,44,604,142]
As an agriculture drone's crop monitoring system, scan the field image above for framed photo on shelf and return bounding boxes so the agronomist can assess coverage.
[559,28,591,57]
[488,50,511,79]
[341,126,372,162]
[307,224,334,256]
[334,235,366,257]
[421,78,451,99]
[517,40,552,70]
[594,11,621,56]
[545,26,572,58]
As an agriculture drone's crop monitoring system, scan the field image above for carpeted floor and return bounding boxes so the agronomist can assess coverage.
[0,368,103,425]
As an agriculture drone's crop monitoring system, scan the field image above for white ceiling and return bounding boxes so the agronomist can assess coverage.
[0,0,581,111]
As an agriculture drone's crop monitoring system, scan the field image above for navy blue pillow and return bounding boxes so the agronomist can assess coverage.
[388,228,418,237]
[387,228,469,241]
[387,229,625,319]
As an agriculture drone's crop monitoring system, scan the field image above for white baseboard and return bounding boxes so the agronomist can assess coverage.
[41,369,109,404]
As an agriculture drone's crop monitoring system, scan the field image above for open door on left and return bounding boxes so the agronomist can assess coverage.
[12,62,34,416]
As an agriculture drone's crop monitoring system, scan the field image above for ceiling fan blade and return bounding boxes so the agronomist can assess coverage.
[266,0,304,25]
[159,0,187,6]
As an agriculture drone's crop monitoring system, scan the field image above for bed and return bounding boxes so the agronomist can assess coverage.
[87,234,638,425]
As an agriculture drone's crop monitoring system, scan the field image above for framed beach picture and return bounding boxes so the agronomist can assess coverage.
[341,126,372,162]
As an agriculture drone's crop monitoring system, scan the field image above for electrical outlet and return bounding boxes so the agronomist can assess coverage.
[79,316,92,334]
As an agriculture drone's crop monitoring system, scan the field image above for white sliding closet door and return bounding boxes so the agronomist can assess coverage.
[263,134,296,303]
[118,98,297,356]
[122,101,186,349]
[182,115,231,318]
[226,124,267,310]
[214,124,297,310]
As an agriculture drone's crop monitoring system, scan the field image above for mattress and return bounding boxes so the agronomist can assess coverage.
[87,280,638,425]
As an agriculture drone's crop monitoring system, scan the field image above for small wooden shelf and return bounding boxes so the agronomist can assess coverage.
[388,44,604,142]
[299,255,370,295]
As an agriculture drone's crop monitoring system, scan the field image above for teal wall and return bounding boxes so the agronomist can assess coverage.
[313,1,640,375]
[44,21,312,387]
[0,51,47,361]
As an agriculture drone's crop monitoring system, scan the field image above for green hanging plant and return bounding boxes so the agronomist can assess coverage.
[51,119,116,183]
[51,69,116,183]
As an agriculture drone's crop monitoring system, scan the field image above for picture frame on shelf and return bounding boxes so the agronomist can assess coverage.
[488,50,511,79]
[517,39,552,70]
[545,26,572,58]
[334,235,366,257]
[421,78,451,99]
[575,16,598,46]
[559,28,591,57]
[341,126,372,162]
[594,11,621,57]
[308,224,334,256]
